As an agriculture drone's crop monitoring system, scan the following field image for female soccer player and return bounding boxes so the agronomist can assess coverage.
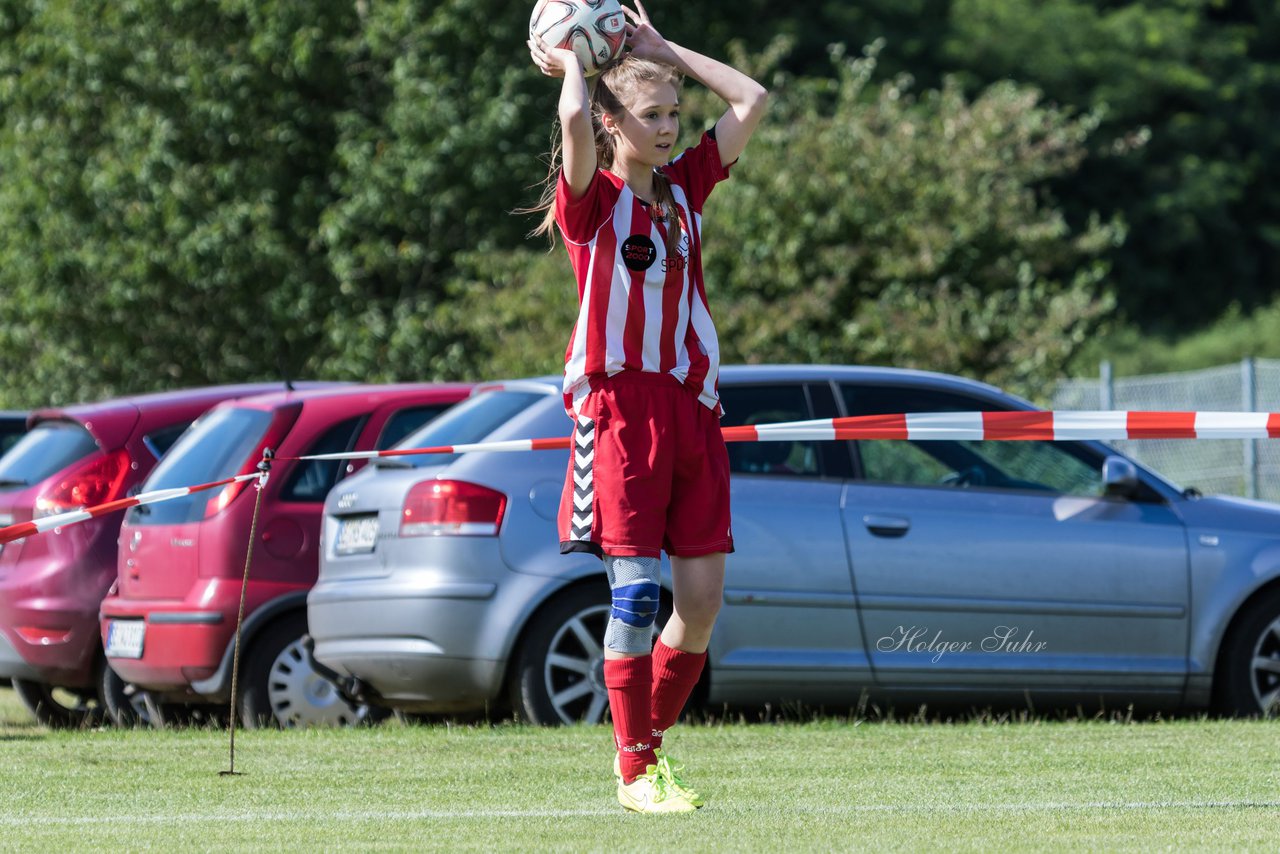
[528,1,767,813]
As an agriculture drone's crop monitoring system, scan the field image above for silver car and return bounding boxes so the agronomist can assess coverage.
[307,365,1280,722]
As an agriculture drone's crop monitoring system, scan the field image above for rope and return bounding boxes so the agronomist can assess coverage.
[219,449,272,777]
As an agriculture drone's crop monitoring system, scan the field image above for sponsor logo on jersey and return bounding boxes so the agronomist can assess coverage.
[621,234,657,271]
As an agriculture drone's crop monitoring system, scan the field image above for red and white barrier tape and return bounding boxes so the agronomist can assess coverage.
[0,473,259,545]
[727,409,1280,442]
[3,409,1278,546]
[283,410,1280,462]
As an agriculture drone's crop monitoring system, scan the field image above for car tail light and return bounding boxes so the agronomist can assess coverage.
[33,448,132,519]
[206,477,252,517]
[400,480,506,537]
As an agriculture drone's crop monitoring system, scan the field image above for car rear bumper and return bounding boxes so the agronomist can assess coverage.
[0,537,118,687]
[308,549,557,711]
[308,580,505,709]
[312,635,503,712]
[99,612,227,691]
[0,594,100,686]
[100,578,303,691]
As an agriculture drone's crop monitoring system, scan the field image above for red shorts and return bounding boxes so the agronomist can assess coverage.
[559,371,734,559]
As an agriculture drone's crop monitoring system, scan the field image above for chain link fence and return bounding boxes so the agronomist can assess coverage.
[1053,359,1280,501]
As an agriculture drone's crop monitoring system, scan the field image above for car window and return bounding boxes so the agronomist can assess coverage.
[841,384,1103,496]
[954,439,1102,494]
[281,417,365,502]
[719,384,821,477]
[375,404,452,450]
[806,381,854,478]
[129,407,274,523]
[396,390,547,467]
[142,422,192,460]
[0,421,99,490]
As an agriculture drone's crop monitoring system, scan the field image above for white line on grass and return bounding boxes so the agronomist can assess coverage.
[0,809,615,827]
[3,801,1278,827]
[804,800,1280,814]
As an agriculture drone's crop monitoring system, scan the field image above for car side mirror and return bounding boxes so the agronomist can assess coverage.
[1102,455,1140,499]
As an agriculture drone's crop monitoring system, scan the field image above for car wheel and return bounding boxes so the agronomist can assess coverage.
[99,662,151,727]
[1216,590,1280,716]
[11,678,104,729]
[511,584,676,726]
[238,614,377,728]
[512,583,665,726]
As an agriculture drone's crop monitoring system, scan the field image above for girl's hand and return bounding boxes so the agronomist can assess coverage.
[622,1,678,65]
[528,35,582,78]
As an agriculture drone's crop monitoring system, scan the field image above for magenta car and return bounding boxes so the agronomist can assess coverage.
[0,383,305,726]
[100,383,471,728]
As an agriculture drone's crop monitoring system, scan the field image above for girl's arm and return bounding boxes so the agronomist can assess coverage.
[624,1,768,167]
[529,37,597,198]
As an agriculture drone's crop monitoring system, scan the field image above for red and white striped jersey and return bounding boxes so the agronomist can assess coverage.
[555,131,731,417]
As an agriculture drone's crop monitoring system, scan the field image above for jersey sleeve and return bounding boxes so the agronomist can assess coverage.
[663,129,733,213]
[554,168,613,245]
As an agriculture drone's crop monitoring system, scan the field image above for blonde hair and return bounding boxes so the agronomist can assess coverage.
[528,57,685,255]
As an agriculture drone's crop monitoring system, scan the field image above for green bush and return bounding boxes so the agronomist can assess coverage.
[1069,295,1280,377]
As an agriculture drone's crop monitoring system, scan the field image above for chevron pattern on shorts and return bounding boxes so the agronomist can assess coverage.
[570,414,595,541]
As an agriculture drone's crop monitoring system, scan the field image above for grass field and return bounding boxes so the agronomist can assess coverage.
[2,687,1279,851]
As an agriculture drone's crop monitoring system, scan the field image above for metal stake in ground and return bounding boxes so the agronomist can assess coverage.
[220,449,272,777]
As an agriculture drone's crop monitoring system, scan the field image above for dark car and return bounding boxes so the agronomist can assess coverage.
[100,383,471,728]
[0,383,320,727]
[0,411,27,457]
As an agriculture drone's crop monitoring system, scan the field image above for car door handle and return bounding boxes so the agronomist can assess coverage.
[863,514,910,538]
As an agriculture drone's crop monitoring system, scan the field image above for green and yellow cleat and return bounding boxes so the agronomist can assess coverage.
[613,749,705,809]
[616,764,698,814]
[653,749,705,808]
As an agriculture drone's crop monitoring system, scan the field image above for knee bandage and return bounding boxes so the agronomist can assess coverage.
[604,555,661,654]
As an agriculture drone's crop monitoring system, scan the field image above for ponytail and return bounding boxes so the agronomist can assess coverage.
[650,169,682,258]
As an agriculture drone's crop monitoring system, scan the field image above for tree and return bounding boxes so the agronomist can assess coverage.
[0,0,356,403]
[439,43,1121,402]
[944,0,1280,328]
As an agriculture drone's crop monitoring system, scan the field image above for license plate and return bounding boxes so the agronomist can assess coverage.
[336,516,379,555]
[106,620,145,659]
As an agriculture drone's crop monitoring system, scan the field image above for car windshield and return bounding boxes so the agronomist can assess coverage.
[394,390,548,467]
[128,406,273,525]
[0,421,99,491]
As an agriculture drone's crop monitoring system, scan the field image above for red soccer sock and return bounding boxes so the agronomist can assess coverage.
[649,638,707,753]
[603,655,655,783]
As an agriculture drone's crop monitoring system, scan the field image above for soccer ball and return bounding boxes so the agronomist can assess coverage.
[529,0,628,77]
